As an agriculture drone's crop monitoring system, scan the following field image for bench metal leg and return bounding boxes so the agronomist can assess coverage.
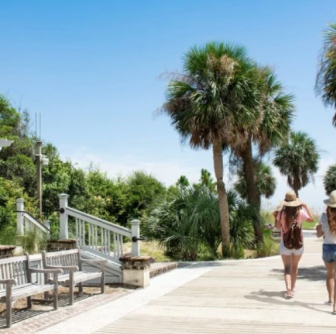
[101,272,105,294]
[6,286,12,328]
[69,284,75,305]
[27,296,32,309]
[69,271,75,305]
[53,286,59,310]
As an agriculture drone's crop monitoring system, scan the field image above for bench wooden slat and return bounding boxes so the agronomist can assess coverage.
[0,254,60,328]
[42,248,106,306]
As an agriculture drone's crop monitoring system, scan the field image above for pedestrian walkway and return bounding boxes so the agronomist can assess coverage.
[3,233,335,333]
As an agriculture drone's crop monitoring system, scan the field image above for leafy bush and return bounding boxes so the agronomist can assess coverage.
[146,186,255,260]
[227,191,255,258]
[257,234,279,257]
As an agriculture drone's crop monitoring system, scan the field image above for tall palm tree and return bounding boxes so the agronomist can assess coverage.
[231,68,294,242]
[234,160,276,200]
[324,163,336,195]
[162,42,260,256]
[316,23,336,126]
[273,131,320,197]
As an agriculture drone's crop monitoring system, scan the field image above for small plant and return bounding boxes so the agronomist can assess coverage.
[16,229,48,254]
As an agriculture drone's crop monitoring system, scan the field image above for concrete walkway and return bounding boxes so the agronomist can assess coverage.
[32,234,336,333]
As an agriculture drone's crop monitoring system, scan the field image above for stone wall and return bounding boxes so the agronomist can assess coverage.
[47,239,77,252]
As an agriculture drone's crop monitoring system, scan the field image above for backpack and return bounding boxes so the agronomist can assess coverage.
[283,221,303,250]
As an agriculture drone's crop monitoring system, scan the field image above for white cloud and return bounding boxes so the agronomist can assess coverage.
[61,147,206,186]
[61,147,335,215]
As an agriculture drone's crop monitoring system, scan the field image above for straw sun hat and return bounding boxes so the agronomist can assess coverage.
[324,190,336,208]
[280,191,302,207]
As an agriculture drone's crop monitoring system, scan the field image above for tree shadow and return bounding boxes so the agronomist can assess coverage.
[272,265,326,282]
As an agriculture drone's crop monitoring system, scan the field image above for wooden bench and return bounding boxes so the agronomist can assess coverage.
[42,248,107,305]
[0,254,62,328]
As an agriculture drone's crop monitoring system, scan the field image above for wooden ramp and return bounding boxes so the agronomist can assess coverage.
[96,316,336,334]
[95,237,336,334]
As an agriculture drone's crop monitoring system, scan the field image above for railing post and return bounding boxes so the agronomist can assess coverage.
[16,198,24,235]
[59,193,69,239]
[131,219,140,256]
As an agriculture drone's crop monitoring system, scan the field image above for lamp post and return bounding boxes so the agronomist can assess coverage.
[35,141,49,214]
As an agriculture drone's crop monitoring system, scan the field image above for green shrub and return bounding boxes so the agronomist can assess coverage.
[16,229,48,254]
[257,235,279,257]
[147,186,256,260]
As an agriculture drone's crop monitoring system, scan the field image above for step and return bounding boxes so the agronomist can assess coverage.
[149,262,178,278]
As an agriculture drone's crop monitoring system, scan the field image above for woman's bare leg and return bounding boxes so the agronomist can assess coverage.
[291,254,302,292]
[281,255,292,296]
[333,262,336,312]
[324,261,334,303]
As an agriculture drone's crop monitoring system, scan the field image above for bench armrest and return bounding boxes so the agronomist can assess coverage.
[80,258,107,270]
[45,264,79,272]
[0,279,16,285]
[30,268,63,275]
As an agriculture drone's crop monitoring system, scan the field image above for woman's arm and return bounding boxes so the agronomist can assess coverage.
[316,224,324,238]
[274,211,281,229]
[301,203,315,222]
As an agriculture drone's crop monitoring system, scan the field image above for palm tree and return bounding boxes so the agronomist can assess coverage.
[316,23,336,126]
[324,163,336,195]
[273,131,320,197]
[231,68,294,242]
[162,42,260,256]
[176,175,190,188]
[234,160,276,200]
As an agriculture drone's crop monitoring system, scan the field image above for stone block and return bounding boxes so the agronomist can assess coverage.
[123,267,150,288]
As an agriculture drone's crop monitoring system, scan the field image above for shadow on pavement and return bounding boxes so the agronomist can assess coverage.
[0,293,90,329]
[245,289,331,315]
[272,265,326,281]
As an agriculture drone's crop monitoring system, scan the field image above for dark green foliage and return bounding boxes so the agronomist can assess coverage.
[324,163,336,195]
[316,23,336,126]
[234,160,276,200]
[146,185,255,260]
[273,131,320,196]
[0,96,167,242]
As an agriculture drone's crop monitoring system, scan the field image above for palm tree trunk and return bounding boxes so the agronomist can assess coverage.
[241,138,264,243]
[294,188,299,198]
[293,174,300,198]
[213,141,230,257]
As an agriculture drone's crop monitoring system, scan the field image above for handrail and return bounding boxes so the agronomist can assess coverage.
[23,212,50,234]
[66,206,131,238]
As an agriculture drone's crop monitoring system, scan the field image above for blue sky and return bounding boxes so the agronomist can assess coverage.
[0,0,336,212]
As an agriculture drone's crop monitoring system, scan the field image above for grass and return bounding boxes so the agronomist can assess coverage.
[123,240,172,262]
[301,221,317,230]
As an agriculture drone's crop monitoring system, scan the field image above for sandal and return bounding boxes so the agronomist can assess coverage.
[285,293,293,299]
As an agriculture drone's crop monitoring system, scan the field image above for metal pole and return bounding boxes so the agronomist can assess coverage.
[36,141,43,214]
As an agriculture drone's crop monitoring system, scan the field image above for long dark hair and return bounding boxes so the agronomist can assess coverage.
[327,207,336,234]
[281,206,302,230]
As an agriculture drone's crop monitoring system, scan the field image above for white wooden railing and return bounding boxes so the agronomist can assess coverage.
[16,198,50,236]
[58,194,140,264]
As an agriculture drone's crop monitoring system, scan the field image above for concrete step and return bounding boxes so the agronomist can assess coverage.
[150,262,178,278]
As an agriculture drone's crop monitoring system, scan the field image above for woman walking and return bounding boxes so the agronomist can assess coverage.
[316,190,336,314]
[275,191,314,298]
